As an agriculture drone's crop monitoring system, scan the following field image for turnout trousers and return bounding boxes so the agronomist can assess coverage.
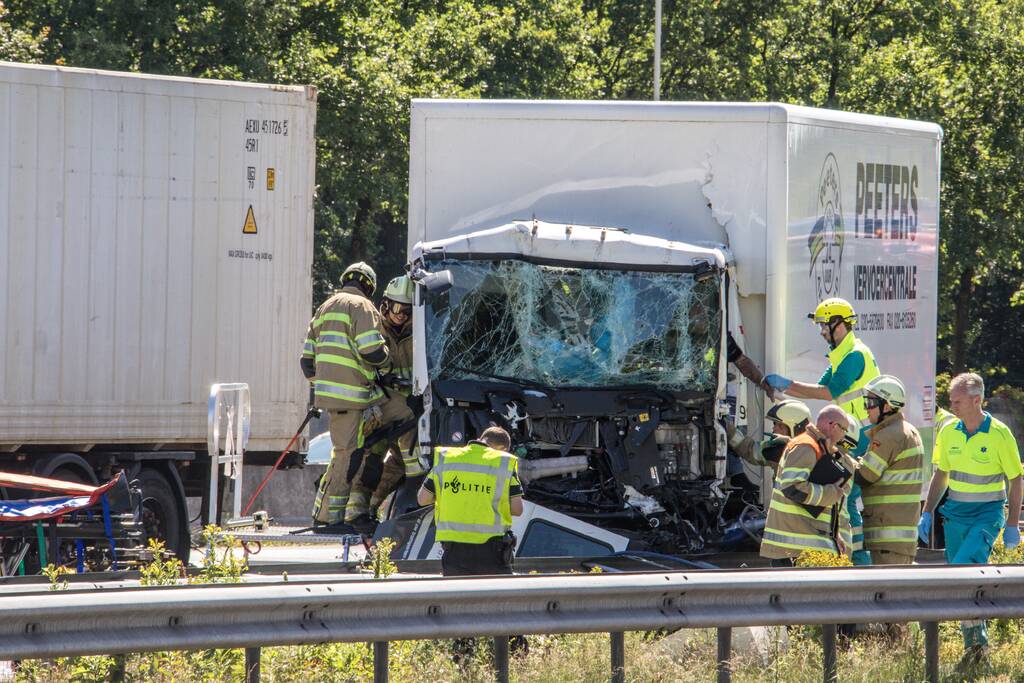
[344,393,413,522]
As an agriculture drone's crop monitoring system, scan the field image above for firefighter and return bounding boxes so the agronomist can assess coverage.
[764,298,880,424]
[760,405,857,566]
[852,375,924,565]
[302,262,389,529]
[366,275,421,516]
[920,372,1023,665]
[417,426,524,576]
[727,399,812,472]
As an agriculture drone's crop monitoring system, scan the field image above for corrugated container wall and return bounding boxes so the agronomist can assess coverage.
[0,63,316,452]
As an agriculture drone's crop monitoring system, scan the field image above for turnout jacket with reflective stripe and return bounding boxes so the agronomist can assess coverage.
[856,413,924,557]
[428,442,520,544]
[303,285,389,411]
[761,426,852,560]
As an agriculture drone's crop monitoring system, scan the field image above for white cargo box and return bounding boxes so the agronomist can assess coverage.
[0,63,316,452]
[409,100,941,431]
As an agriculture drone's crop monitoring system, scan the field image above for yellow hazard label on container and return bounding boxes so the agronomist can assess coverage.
[266,168,275,191]
[242,205,258,234]
[639,412,649,423]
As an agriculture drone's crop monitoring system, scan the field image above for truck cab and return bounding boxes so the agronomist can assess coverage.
[404,220,736,555]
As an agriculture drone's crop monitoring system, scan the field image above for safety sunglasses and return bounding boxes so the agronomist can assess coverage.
[864,394,886,410]
[387,301,412,317]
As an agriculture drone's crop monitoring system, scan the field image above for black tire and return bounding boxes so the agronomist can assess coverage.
[135,468,187,561]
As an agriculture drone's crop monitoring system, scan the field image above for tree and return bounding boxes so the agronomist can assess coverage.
[0,1,47,62]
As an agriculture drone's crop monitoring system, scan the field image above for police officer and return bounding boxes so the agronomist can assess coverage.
[761,405,857,566]
[764,298,880,424]
[920,373,1023,665]
[727,399,812,472]
[854,375,924,565]
[302,262,389,529]
[417,426,523,576]
[367,275,421,516]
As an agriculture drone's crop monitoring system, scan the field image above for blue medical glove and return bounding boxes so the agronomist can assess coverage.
[1004,525,1021,549]
[764,374,793,391]
[918,511,932,544]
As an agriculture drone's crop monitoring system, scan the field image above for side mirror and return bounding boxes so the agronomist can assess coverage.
[416,269,453,295]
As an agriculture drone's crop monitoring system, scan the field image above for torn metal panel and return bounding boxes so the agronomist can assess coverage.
[699,134,770,298]
[413,220,728,271]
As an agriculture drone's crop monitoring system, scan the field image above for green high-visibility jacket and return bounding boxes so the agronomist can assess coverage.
[429,442,519,544]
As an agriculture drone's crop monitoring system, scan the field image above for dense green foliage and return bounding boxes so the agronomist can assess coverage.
[3,0,1024,380]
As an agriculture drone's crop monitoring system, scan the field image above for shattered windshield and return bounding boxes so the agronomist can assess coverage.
[423,259,721,391]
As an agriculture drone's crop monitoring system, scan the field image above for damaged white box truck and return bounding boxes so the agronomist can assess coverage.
[378,100,941,562]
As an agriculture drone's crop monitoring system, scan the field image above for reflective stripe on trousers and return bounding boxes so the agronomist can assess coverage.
[761,530,836,552]
[864,527,918,542]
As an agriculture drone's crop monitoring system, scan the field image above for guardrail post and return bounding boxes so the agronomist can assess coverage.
[610,631,625,683]
[109,654,126,682]
[716,627,732,683]
[821,624,837,683]
[374,641,388,683]
[923,621,939,682]
[493,636,510,683]
[245,647,261,683]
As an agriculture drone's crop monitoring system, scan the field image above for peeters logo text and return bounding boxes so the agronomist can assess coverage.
[808,153,844,301]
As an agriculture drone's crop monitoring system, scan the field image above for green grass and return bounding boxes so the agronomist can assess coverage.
[17,535,1024,682]
[14,624,1024,682]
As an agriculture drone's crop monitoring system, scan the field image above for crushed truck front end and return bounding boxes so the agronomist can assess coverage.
[406,220,738,555]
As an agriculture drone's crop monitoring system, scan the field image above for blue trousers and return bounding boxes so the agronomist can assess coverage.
[943,513,1005,648]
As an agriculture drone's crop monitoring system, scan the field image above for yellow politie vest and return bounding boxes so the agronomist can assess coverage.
[827,332,879,423]
[429,442,518,544]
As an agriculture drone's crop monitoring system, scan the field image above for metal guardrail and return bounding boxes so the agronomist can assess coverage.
[3,565,1024,682]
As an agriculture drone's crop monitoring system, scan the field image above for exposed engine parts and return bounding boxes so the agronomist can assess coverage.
[430,384,754,555]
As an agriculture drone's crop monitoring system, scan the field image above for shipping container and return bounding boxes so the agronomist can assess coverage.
[0,62,317,557]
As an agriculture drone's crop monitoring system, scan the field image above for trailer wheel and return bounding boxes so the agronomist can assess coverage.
[136,468,186,560]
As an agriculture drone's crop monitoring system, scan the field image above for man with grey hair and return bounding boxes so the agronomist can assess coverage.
[920,372,1023,667]
[760,405,858,565]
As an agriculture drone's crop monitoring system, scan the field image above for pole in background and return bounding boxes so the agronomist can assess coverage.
[654,0,662,100]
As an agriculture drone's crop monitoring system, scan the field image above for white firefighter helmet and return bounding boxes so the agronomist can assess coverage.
[341,261,377,295]
[383,275,414,304]
[863,374,907,409]
[765,400,812,434]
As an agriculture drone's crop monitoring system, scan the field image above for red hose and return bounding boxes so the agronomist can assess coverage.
[242,410,317,516]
